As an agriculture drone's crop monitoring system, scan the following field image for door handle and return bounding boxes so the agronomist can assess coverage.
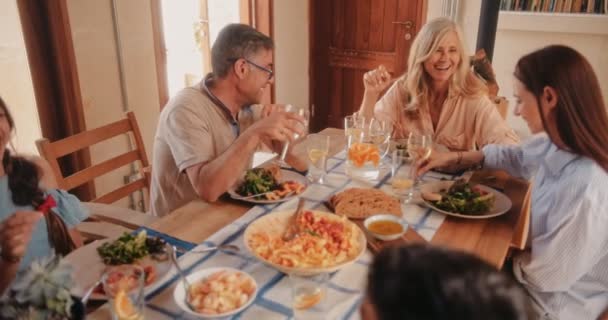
[392,21,414,29]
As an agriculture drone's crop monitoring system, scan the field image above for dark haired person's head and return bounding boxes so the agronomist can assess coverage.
[210,23,274,105]
[513,45,608,172]
[363,245,530,320]
[0,97,44,207]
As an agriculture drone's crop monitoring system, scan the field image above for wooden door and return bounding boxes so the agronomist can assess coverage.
[310,0,426,131]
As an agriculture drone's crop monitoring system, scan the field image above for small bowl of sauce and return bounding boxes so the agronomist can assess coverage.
[363,214,408,241]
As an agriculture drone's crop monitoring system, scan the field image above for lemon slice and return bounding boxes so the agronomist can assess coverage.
[294,289,324,310]
[308,148,328,164]
[113,290,142,320]
[391,178,413,190]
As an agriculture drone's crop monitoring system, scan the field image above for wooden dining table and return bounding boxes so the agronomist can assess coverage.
[80,127,531,319]
[147,127,531,268]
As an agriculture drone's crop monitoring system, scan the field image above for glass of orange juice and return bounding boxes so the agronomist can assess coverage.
[289,273,328,320]
[391,149,415,203]
[102,265,145,320]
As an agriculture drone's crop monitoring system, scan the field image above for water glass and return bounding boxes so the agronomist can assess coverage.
[289,273,329,320]
[306,134,330,184]
[407,132,433,188]
[344,114,366,138]
[391,149,415,203]
[102,265,145,320]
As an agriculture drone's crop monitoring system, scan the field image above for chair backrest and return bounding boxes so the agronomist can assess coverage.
[36,111,150,205]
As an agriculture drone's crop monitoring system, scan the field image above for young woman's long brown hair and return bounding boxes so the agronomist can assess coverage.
[514,45,608,172]
[0,97,75,255]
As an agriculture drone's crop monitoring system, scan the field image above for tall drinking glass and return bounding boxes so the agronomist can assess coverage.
[407,132,432,189]
[306,134,330,184]
[102,265,145,320]
[391,149,415,203]
[278,104,310,167]
[290,273,328,320]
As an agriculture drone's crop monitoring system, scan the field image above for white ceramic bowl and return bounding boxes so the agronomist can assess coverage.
[173,267,258,319]
[363,214,408,241]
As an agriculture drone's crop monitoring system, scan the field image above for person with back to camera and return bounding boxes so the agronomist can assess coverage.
[360,244,531,320]
[357,17,518,155]
[417,45,608,319]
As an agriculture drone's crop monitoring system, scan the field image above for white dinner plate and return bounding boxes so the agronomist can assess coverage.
[420,180,512,219]
[228,169,308,204]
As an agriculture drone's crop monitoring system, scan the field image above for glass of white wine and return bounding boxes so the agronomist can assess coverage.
[277,104,310,167]
[306,134,330,184]
[407,132,433,189]
[391,149,415,203]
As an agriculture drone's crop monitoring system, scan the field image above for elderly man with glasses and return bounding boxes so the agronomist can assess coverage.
[150,23,306,217]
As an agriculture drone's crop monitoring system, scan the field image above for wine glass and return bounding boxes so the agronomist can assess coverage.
[344,114,366,139]
[368,118,391,159]
[276,104,310,167]
[407,132,432,188]
[306,134,330,184]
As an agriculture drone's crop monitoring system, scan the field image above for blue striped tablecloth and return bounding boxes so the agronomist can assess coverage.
[140,150,456,319]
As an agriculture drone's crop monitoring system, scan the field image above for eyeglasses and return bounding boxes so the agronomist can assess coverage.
[229,57,274,80]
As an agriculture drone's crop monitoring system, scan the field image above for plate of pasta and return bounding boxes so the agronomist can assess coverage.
[244,210,366,275]
[228,167,308,204]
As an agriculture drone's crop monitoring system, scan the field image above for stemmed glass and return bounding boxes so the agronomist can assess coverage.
[368,118,391,159]
[406,132,433,189]
[276,104,310,167]
[306,134,330,184]
[344,114,366,139]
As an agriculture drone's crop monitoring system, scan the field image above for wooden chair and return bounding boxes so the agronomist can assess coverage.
[36,112,156,232]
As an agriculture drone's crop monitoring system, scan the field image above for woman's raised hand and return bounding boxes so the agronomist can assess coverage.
[363,65,394,95]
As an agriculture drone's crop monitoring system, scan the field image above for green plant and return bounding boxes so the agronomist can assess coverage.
[0,255,75,320]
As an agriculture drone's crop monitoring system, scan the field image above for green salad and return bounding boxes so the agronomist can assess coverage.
[236,168,279,198]
[431,180,494,215]
[97,230,166,265]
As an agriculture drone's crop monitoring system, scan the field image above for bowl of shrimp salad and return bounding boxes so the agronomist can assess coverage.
[173,267,258,318]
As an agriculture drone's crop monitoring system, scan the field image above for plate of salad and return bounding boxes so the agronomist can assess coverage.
[420,179,512,219]
[228,167,308,204]
[68,230,172,301]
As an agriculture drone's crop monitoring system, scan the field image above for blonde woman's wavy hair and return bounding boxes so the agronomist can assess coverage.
[401,17,486,111]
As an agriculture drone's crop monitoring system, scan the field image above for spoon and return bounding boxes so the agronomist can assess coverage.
[169,245,196,311]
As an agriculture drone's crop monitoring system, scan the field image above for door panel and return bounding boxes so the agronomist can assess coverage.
[311,0,425,132]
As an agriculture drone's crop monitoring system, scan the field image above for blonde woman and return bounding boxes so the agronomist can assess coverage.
[358,18,518,151]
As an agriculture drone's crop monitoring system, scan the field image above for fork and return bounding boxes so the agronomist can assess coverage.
[282,198,306,241]
[239,190,295,200]
[169,245,196,311]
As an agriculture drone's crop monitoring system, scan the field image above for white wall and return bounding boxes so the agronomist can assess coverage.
[273,0,310,110]
[67,0,160,208]
[494,17,608,138]
[0,0,41,155]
